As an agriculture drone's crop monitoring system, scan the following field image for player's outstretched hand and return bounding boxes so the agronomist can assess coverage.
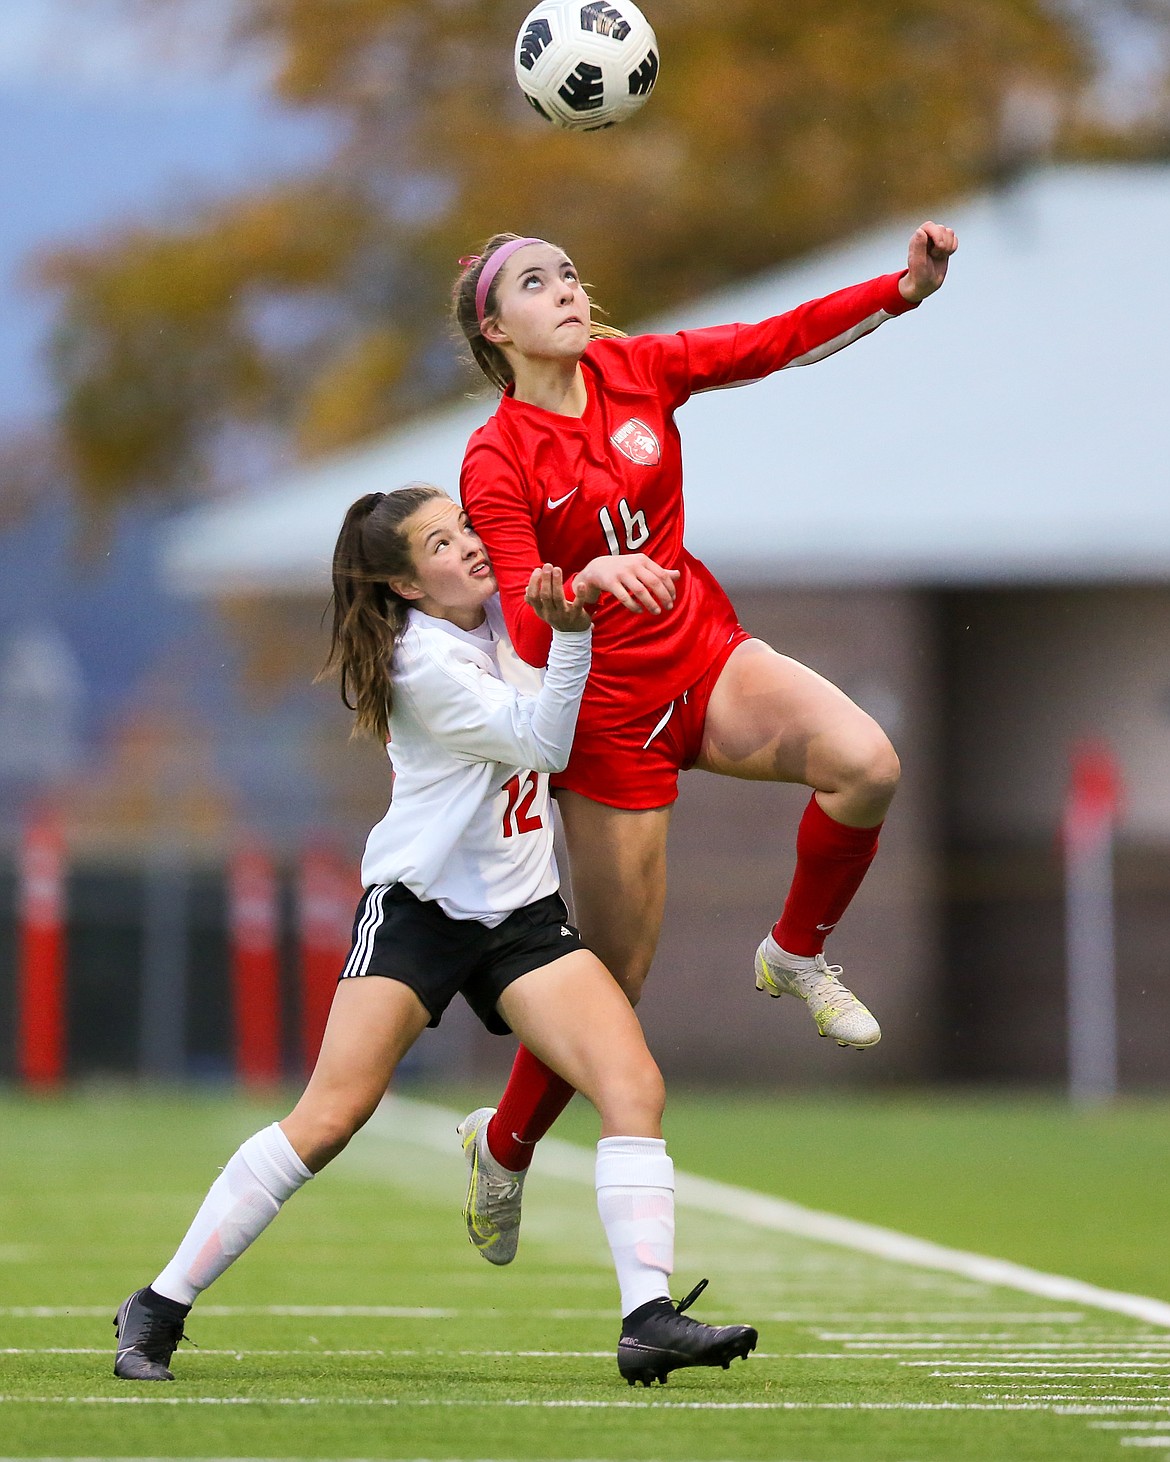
[573,553,680,616]
[899,221,958,303]
[526,563,594,633]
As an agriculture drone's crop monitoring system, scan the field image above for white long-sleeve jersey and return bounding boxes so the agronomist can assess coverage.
[359,596,592,925]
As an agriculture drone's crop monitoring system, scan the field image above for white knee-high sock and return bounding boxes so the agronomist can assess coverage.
[595,1136,674,1317]
[152,1123,313,1307]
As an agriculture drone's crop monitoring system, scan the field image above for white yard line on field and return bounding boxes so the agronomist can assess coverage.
[4,1394,1170,1413]
[3,1347,792,1360]
[369,1095,1170,1330]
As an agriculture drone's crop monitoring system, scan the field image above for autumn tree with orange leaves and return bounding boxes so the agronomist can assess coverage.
[38,0,1170,511]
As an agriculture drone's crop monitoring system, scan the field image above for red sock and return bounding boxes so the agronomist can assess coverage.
[486,1046,575,1171]
[772,795,882,957]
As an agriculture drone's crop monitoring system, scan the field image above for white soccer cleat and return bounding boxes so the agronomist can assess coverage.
[754,935,881,1048]
[457,1106,527,1266]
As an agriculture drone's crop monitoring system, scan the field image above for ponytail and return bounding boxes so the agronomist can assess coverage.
[318,485,446,740]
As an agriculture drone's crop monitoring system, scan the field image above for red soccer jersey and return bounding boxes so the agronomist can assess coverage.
[460,270,915,733]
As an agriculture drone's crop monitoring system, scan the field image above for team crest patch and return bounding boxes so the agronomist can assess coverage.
[610,418,660,466]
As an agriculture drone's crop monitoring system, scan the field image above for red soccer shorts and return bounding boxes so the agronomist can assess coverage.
[551,627,752,810]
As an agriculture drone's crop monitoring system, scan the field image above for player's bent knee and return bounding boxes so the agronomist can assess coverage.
[289,1102,371,1170]
[838,733,900,801]
[864,740,901,798]
[597,1058,665,1131]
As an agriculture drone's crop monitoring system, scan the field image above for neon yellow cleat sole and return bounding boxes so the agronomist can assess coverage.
[457,1106,527,1265]
[755,938,881,1048]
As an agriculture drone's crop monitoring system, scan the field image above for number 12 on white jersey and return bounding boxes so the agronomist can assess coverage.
[599,498,649,555]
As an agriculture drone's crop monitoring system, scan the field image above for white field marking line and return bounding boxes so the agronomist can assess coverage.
[825,1335,1170,1344]
[827,1341,1170,1349]
[911,1359,1170,1368]
[0,1347,787,1361]
[0,1345,783,1368]
[7,1393,1167,1411]
[798,1346,1170,1354]
[793,1355,1170,1365]
[0,1349,389,1357]
[0,1305,1100,1323]
[0,1305,456,1319]
[0,1315,631,1327]
[930,1371,1170,1379]
[372,1095,1170,1330]
[977,1396,1170,1404]
[769,1312,1088,1322]
[817,1333,1140,1342]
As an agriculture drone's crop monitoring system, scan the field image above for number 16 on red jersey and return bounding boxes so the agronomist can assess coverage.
[599,498,649,554]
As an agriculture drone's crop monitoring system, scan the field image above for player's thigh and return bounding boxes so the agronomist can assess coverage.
[287,977,431,1142]
[555,792,671,993]
[498,950,665,1130]
[696,638,896,787]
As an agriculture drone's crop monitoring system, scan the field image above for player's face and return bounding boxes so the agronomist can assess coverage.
[486,244,591,364]
[394,496,497,628]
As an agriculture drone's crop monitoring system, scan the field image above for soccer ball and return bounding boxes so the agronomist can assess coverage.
[514,1,659,131]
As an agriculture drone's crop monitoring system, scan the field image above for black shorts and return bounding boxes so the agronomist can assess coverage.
[339,884,584,1035]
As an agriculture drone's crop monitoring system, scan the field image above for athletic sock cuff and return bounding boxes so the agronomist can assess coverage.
[595,1136,674,1192]
[801,795,883,856]
[239,1123,313,1201]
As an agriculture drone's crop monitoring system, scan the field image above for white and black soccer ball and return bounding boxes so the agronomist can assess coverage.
[514,1,659,131]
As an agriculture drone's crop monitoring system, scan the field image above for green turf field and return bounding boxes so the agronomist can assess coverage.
[2,1087,1169,1461]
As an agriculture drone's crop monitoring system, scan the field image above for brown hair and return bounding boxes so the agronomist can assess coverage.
[452,232,625,393]
[318,484,446,741]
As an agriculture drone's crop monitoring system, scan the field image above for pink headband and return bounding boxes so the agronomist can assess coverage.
[473,237,547,326]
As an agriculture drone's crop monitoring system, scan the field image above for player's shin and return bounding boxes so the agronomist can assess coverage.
[151,1123,313,1306]
[487,1044,575,1170]
[595,1135,674,1314]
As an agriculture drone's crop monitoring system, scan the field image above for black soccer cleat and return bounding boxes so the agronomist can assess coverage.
[617,1278,758,1387]
[113,1287,190,1381]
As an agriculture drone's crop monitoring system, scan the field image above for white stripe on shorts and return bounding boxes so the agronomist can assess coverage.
[641,701,676,751]
[340,884,390,980]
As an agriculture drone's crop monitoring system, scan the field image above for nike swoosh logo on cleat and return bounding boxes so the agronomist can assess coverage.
[546,488,579,509]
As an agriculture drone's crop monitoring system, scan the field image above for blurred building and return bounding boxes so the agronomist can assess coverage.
[9,163,1152,1087]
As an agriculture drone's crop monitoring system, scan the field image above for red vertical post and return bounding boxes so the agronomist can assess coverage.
[1063,741,1122,1105]
[297,845,357,1073]
[228,843,282,1087]
[17,810,67,1089]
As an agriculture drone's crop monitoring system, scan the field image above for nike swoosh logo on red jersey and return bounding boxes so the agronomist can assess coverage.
[546,487,579,510]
